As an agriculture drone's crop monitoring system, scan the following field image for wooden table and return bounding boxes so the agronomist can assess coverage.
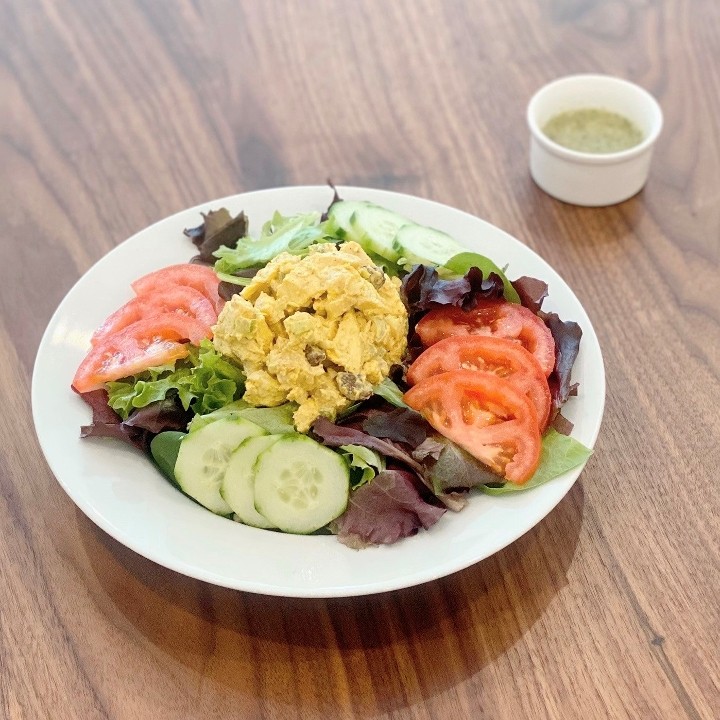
[2,1,718,718]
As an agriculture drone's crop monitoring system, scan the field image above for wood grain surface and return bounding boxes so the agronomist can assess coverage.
[2,1,719,718]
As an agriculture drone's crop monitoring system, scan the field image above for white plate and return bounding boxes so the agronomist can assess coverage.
[32,186,605,598]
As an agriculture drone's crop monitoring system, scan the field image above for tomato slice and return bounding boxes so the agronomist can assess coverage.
[403,369,541,484]
[407,336,552,430]
[131,264,224,314]
[73,312,210,393]
[415,300,556,377]
[91,285,217,346]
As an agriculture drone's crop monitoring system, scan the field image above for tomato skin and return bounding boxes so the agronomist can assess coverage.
[415,300,556,377]
[407,335,551,430]
[91,285,217,345]
[75,264,221,394]
[73,312,210,393]
[131,264,224,314]
[403,369,541,484]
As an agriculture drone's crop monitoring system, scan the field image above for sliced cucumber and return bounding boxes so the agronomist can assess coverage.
[394,223,466,268]
[174,418,266,514]
[221,435,282,529]
[329,200,411,262]
[253,435,350,534]
[326,200,366,240]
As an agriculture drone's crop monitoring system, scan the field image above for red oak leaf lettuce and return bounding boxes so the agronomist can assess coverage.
[332,470,445,548]
[510,276,583,414]
[312,417,466,512]
[78,389,190,451]
[184,208,249,264]
[401,264,506,320]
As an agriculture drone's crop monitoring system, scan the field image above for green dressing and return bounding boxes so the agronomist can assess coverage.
[542,108,643,153]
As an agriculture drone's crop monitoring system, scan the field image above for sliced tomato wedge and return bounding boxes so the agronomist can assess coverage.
[407,336,552,430]
[403,369,541,484]
[131,264,224,314]
[415,300,556,377]
[91,285,217,346]
[73,312,211,393]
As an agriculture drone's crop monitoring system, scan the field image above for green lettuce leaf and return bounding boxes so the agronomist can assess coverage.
[443,251,521,303]
[185,399,251,432]
[187,401,298,434]
[339,444,386,487]
[481,429,592,495]
[107,340,245,421]
[213,211,332,281]
[373,378,408,408]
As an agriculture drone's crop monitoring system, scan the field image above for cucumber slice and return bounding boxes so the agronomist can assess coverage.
[329,200,411,262]
[221,435,282,529]
[174,418,266,514]
[253,435,350,534]
[326,200,366,240]
[394,223,466,268]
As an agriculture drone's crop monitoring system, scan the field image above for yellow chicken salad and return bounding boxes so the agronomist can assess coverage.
[214,241,408,431]
[72,188,591,548]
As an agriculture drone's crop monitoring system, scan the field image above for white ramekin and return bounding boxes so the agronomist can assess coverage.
[527,74,663,206]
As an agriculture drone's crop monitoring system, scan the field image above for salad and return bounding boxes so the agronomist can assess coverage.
[72,188,591,548]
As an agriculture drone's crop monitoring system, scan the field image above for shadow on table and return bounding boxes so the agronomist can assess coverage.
[517,175,646,251]
[80,482,585,717]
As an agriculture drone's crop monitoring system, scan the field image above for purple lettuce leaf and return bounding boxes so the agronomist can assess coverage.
[217,270,259,300]
[511,276,549,314]
[400,264,507,365]
[78,390,190,452]
[411,435,446,461]
[312,418,466,511]
[312,417,427,476]
[184,208,249,264]
[540,312,583,412]
[401,264,506,321]
[509,275,583,417]
[123,397,192,434]
[78,388,148,450]
[551,411,575,436]
[358,406,430,447]
[333,469,446,548]
[320,179,342,221]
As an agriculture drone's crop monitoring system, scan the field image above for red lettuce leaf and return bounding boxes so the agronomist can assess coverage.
[511,276,549,314]
[78,390,190,452]
[312,418,465,511]
[551,411,575,435]
[509,276,583,417]
[123,397,192,434]
[333,470,445,548]
[312,417,426,476]
[401,264,506,320]
[320,179,342,222]
[217,270,259,300]
[184,208,249,264]
[541,312,582,412]
[358,406,429,446]
[78,388,149,450]
[400,264,507,364]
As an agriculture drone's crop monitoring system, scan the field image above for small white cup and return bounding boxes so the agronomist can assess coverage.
[527,74,663,206]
